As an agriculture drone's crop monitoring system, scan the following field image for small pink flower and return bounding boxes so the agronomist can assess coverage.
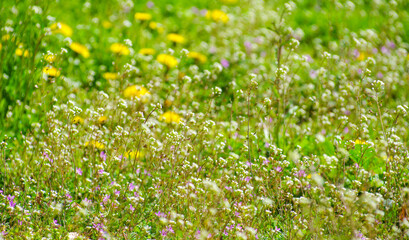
[221,59,230,68]
[76,168,83,175]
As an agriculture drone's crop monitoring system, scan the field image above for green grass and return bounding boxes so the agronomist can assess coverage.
[1,0,409,239]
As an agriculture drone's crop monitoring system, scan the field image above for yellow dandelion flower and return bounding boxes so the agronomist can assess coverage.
[156,54,178,68]
[98,116,108,124]
[102,72,119,80]
[42,66,61,77]
[149,21,157,29]
[221,0,238,4]
[15,48,29,57]
[134,12,152,21]
[69,42,90,58]
[157,27,165,34]
[188,51,207,64]
[206,10,229,23]
[159,111,182,124]
[357,52,366,61]
[102,20,112,29]
[166,33,186,44]
[355,139,368,145]
[124,150,143,159]
[139,48,156,55]
[72,116,84,124]
[44,54,56,63]
[164,99,172,107]
[2,34,10,41]
[50,22,73,37]
[85,140,105,150]
[123,85,151,99]
[110,43,130,55]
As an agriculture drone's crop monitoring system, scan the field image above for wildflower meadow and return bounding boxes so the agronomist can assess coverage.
[1,0,409,239]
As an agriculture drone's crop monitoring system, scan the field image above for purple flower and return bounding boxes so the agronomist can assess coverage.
[200,9,208,16]
[309,70,317,79]
[263,158,270,165]
[275,166,283,172]
[221,59,230,68]
[387,41,396,49]
[303,54,313,62]
[381,46,390,55]
[7,195,16,208]
[83,198,92,205]
[295,170,306,178]
[353,49,360,58]
[344,127,349,134]
[254,37,263,44]
[155,211,166,217]
[146,1,154,8]
[357,69,363,75]
[244,41,252,52]
[100,151,106,161]
[115,190,120,196]
[377,72,384,79]
[43,152,53,163]
[166,225,174,234]
[191,7,199,14]
[130,204,135,212]
[195,230,201,239]
[98,169,104,175]
[160,229,168,237]
[53,219,60,227]
[129,182,136,191]
[76,168,83,176]
[103,194,110,203]
[244,176,251,182]
[65,193,72,202]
